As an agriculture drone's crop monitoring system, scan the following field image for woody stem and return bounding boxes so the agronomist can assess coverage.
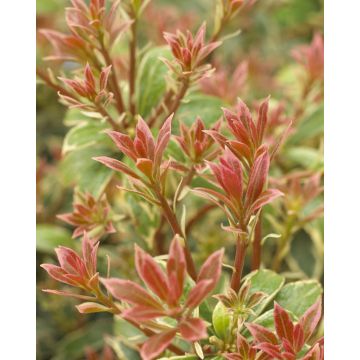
[230,233,248,292]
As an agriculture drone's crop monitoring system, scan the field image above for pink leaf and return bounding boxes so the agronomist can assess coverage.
[134,245,169,302]
[93,156,140,179]
[101,278,163,310]
[179,317,207,341]
[198,248,224,283]
[106,131,138,161]
[154,114,173,169]
[256,96,270,145]
[122,305,166,322]
[40,264,73,285]
[274,302,294,344]
[255,342,282,359]
[140,329,177,360]
[246,323,278,345]
[135,116,155,159]
[299,298,322,342]
[185,279,214,309]
[167,236,186,305]
[246,188,283,218]
[245,150,270,208]
[136,158,153,178]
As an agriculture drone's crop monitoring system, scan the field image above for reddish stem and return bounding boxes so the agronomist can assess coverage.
[230,234,248,292]
[154,187,197,281]
[99,40,125,114]
[251,212,262,270]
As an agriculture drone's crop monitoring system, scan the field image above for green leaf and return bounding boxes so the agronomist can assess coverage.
[245,269,285,316]
[287,104,324,145]
[36,224,74,254]
[136,46,172,117]
[63,108,90,127]
[59,146,113,197]
[52,318,113,360]
[62,121,111,154]
[284,147,323,169]
[274,280,322,317]
[176,94,224,131]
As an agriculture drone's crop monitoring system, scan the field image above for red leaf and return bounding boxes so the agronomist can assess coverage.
[122,305,166,322]
[154,114,173,169]
[136,158,153,178]
[256,96,270,145]
[246,188,283,218]
[245,150,270,208]
[299,298,322,342]
[246,323,278,345]
[185,279,214,309]
[167,236,186,305]
[101,278,163,310]
[135,116,155,159]
[274,302,294,344]
[55,246,86,276]
[106,131,137,161]
[179,317,207,341]
[140,329,177,360]
[93,156,140,179]
[197,248,224,283]
[293,323,305,353]
[40,264,73,285]
[134,245,169,302]
[255,342,282,359]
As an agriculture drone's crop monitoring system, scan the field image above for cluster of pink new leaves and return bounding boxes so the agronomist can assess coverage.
[42,234,224,360]
[241,300,323,360]
[104,237,223,359]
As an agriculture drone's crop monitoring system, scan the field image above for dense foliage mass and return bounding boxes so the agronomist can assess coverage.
[36,0,324,359]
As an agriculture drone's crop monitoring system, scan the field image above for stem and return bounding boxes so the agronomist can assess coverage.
[230,233,248,292]
[251,212,262,270]
[147,89,175,128]
[166,77,189,118]
[147,76,189,128]
[96,103,121,131]
[154,186,197,281]
[99,39,125,114]
[129,17,137,116]
[154,215,166,255]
